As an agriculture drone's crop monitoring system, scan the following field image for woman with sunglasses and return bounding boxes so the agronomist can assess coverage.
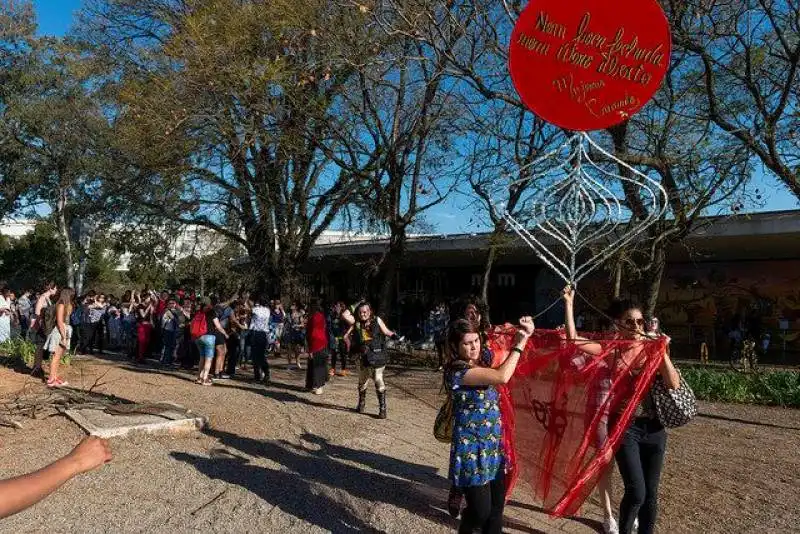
[563,287,678,534]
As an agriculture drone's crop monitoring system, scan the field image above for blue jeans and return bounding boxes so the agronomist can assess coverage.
[161,329,178,364]
[239,330,251,364]
[196,335,216,359]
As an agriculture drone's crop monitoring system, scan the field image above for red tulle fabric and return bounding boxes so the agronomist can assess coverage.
[487,327,668,516]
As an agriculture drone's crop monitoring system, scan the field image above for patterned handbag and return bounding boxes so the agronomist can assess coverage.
[433,396,454,443]
[651,371,698,428]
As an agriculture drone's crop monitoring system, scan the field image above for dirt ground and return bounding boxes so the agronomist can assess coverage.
[0,354,798,533]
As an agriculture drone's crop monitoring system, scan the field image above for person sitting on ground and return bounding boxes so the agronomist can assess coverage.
[0,436,111,519]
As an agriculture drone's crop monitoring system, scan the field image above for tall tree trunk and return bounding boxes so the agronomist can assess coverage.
[378,226,407,316]
[278,269,302,303]
[481,223,509,324]
[643,245,666,318]
[75,251,89,297]
[480,244,496,305]
[613,259,622,299]
[54,189,76,292]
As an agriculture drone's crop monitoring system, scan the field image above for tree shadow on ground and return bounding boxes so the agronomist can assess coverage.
[192,427,455,528]
[171,451,382,533]
[507,500,604,533]
[697,412,800,431]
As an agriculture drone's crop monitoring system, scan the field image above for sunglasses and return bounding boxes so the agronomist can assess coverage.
[624,318,645,327]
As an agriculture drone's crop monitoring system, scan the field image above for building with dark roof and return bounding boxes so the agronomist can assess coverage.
[303,210,800,362]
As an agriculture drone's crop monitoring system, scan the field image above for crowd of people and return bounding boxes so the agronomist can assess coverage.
[0,283,407,417]
[1,281,683,534]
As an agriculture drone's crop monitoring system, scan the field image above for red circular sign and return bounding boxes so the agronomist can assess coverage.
[509,0,671,131]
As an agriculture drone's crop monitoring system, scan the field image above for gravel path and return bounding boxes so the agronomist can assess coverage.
[1,355,797,533]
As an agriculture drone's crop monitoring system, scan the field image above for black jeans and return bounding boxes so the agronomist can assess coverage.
[330,338,348,371]
[250,331,270,381]
[80,322,103,353]
[225,332,240,376]
[458,466,506,534]
[615,417,667,534]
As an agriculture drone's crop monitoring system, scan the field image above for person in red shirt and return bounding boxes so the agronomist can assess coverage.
[305,298,330,394]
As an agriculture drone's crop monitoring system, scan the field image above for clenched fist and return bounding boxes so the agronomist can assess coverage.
[66,436,112,475]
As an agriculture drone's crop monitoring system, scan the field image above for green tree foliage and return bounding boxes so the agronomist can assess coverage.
[78,0,385,298]
[0,1,39,219]
[670,0,800,201]
[0,222,66,289]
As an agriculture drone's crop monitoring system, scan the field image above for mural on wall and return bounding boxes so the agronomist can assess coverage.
[657,260,800,350]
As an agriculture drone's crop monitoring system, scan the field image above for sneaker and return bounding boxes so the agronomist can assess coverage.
[634,518,639,532]
[313,387,324,395]
[603,517,619,534]
[219,374,231,379]
[447,487,463,518]
[202,379,213,386]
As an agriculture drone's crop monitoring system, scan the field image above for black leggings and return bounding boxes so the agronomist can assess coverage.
[250,330,270,381]
[615,417,667,534]
[330,339,348,371]
[458,467,506,534]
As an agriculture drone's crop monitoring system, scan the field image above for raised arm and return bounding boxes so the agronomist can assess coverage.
[460,317,535,386]
[340,308,356,326]
[563,287,604,356]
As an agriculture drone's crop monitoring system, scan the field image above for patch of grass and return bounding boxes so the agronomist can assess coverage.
[0,337,36,368]
[0,337,72,368]
[681,367,800,408]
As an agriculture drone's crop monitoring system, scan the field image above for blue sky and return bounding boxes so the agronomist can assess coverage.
[31,0,799,235]
[32,0,83,37]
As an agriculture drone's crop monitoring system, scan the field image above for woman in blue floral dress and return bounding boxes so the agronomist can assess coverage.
[445,315,534,534]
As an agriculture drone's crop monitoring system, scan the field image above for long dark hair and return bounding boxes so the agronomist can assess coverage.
[55,287,75,317]
[444,319,480,370]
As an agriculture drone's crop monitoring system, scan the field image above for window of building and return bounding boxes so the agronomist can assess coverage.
[497,273,516,287]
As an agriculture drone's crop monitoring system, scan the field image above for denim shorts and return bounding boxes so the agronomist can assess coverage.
[196,335,216,359]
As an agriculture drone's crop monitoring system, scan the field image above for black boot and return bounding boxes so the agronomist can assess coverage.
[357,389,366,413]
[377,389,387,419]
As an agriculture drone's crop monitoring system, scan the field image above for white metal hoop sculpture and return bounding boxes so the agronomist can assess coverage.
[499,132,669,287]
